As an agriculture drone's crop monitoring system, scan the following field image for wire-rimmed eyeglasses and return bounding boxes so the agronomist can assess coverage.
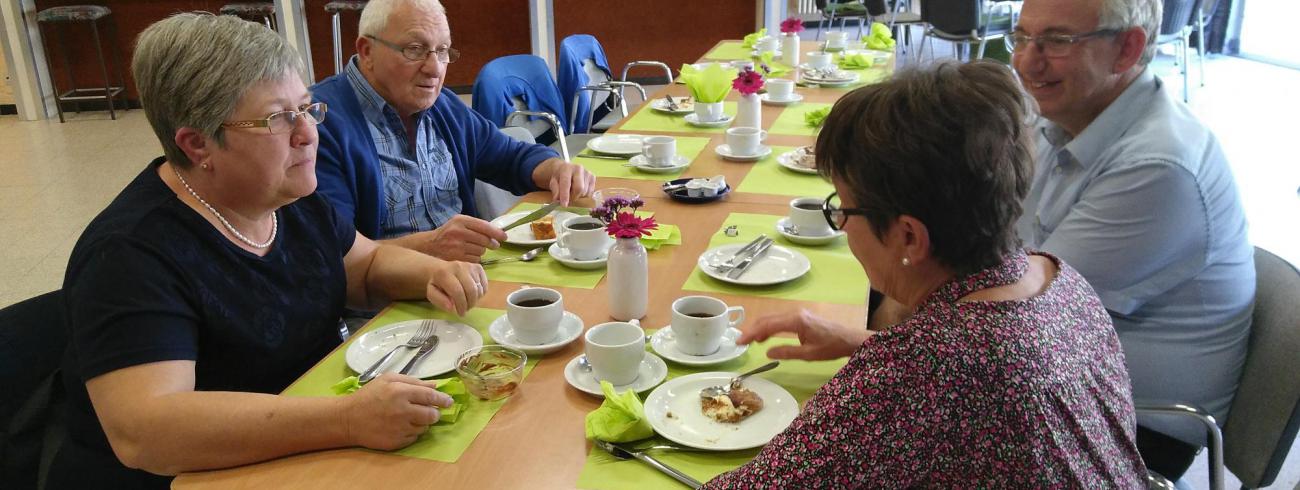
[364,34,461,63]
[1006,29,1120,57]
[221,102,327,135]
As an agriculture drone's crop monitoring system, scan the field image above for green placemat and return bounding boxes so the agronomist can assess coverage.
[702,41,752,60]
[767,102,832,137]
[283,304,537,463]
[575,335,847,489]
[734,146,833,198]
[619,102,738,134]
[575,136,712,180]
[679,213,868,304]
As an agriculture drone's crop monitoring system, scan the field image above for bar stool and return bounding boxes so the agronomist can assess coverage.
[219,2,278,31]
[36,5,127,122]
[326,1,368,74]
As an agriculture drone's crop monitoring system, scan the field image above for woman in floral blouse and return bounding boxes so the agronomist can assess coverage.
[704,61,1148,488]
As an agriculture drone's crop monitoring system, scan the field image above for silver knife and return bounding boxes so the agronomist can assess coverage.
[595,440,701,489]
[398,332,440,376]
[663,94,679,111]
[727,238,774,279]
[501,202,560,231]
[714,235,768,272]
[576,151,633,160]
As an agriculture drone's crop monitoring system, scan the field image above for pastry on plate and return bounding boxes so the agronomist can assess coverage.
[530,215,556,240]
[794,146,817,169]
[701,387,764,423]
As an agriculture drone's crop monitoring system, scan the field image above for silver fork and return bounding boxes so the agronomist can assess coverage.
[358,323,435,382]
[709,235,770,273]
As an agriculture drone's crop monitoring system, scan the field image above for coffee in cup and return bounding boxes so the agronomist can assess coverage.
[725,127,767,157]
[789,196,834,236]
[557,216,610,260]
[584,321,646,385]
[506,287,564,344]
[641,135,677,166]
[670,296,744,356]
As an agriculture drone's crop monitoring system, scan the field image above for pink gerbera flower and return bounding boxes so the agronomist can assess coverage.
[605,213,658,239]
[780,17,805,34]
[733,69,765,96]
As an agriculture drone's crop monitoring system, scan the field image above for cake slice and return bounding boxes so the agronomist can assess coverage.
[530,215,556,240]
[701,387,764,423]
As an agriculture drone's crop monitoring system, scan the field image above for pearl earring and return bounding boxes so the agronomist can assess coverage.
[901,257,911,266]
[200,161,210,170]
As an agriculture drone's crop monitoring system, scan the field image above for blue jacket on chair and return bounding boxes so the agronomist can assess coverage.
[471,55,569,140]
[558,34,613,134]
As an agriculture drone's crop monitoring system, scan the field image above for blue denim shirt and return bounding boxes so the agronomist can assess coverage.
[344,59,461,239]
[1015,69,1254,444]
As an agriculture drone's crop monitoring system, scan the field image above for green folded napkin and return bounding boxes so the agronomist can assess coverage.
[585,381,655,443]
[804,106,832,127]
[741,28,767,48]
[641,224,681,251]
[838,52,874,69]
[863,22,896,51]
[758,52,792,77]
[329,376,470,425]
[680,63,738,103]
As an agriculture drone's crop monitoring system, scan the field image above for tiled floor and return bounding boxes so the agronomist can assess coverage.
[1,43,1297,488]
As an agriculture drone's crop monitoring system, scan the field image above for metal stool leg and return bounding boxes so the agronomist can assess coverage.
[38,22,67,123]
[90,18,116,119]
[332,12,343,74]
[108,16,128,111]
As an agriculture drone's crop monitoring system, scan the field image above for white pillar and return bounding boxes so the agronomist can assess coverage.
[275,0,316,84]
[761,0,785,34]
[529,0,555,74]
[1,0,52,120]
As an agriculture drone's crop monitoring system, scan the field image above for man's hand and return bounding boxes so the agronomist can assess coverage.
[533,157,595,206]
[341,373,453,450]
[738,309,872,361]
[390,215,506,262]
[425,260,487,316]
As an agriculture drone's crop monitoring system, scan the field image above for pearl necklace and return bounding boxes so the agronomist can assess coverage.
[172,166,277,249]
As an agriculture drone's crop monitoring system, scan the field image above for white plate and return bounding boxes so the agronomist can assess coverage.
[627,154,691,173]
[489,209,579,246]
[547,240,611,270]
[586,134,646,155]
[750,48,782,58]
[697,243,812,286]
[643,372,799,451]
[564,354,668,397]
[775,217,845,246]
[649,97,695,114]
[760,93,804,106]
[345,320,484,379]
[776,148,818,174]
[802,71,860,87]
[715,144,772,162]
[650,327,749,366]
[683,113,734,127]
[487,311,584,355]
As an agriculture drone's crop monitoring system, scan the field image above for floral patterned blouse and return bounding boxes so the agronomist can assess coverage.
[704,250,1147,489]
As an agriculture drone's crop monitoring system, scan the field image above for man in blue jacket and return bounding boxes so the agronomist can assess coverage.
[313,0,594,262]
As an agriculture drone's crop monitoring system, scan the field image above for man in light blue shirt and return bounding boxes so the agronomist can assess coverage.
[1012,0,1253,479]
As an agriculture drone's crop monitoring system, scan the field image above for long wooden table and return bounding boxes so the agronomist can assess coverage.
[173,39,887,489]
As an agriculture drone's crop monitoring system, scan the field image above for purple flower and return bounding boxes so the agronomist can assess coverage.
[733,69,765,96]
[780,17,805,34]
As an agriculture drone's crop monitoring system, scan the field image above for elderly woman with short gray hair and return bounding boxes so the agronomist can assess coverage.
[49,13,486,489]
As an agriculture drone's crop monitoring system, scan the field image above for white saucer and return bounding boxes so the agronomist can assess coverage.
[760,93,804,106]
[627,154,691,173]
[345,319,484,379]
[650,327,749,366]
[776,148,818,175]
[684,113,734,128]
[487,311,584,355]
[776,217,845,246]
[564,354,668,397]
[715,144,773,162]
[697,242,812,286]
[750,48,781,58]
[547,241,611,270]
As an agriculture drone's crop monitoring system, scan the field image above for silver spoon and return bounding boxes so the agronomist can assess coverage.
[481,247,543,266]
[699,361,780,399]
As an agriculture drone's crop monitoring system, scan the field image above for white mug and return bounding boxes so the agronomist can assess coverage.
[557,216,610,260]
[756,36,779,52]
[826,31,848,49]
[584,321,645,385]
[789,196,834,236]
[670,296,744,356]
[766,79,795,101]
[725,127,767,157]
[505,287,564,344]
[694,101,725,123]
[806,51,833,70]
[640,135,677,166]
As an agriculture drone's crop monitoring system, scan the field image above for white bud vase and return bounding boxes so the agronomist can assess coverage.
[734,93,761,129]
[607,237,647,321]
[782,33,800,67]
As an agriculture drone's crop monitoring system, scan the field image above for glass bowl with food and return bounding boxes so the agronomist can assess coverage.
[455,345,527,401]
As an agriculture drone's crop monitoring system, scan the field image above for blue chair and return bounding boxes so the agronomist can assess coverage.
[557,34,665,134]
[471,54,571,160]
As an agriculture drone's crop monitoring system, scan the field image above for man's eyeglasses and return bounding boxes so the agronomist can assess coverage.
[365,34,461,63]
[822,192,871,231]
[221,102,327,135]
[1006,29,1120,57]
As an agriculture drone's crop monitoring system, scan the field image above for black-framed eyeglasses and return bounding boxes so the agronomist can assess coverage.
[1006,29,1120,57]
[221,102,327,135]
[822,192,870,231]
[364,34,460,63]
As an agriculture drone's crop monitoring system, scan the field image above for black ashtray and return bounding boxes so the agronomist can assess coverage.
[662,178,731,204]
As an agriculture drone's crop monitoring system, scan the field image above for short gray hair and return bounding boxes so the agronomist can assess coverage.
[359,0,446,38]
[132,13,304,168]
[1097,0,1162,65]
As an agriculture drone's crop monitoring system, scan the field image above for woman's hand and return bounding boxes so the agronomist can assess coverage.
[340,373,453,451]
[738,309,872,361]
[425,260,488,316]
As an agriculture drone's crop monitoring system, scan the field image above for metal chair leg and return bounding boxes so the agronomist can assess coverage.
[108,18,128,111]
[1181,36,1190,103]
[1196,15,1207,87]
[332,12,343,74]
[90,19,116,120]
[38,22,67,122]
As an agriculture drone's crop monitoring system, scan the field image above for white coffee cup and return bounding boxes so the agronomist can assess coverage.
[806,51,833,70]
[756,36,779,52]
[640,135,677,166]
[694,101,725,123]
[670,296,744,356]
[584,321,645,385]
[826,31,848,49]
[506,287,564,344]
[557,216,610,260]
[789,196,834,236]
[766,79,795,101]
[725,127,767,157]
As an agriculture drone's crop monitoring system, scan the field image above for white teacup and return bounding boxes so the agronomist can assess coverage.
[584,321,645,385]
[694,101,725,123]
[789,196,834,236]
[506,287,564,345]
[670,296,744,356]
[826,31,848,49]
[640,135,677,166]
[806,51,833,70]
[755,36,779,52]
[767,79,795,101]
[725,127,767,157]
[557,216,610,260]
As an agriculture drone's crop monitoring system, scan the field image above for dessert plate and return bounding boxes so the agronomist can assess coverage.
[490,209,579,246]
[643,372,798,450]
[345,320,483,379]
[697,243,811,286]
[649,96,695,114]
[776,148,818,174]
[586,134,646,155]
